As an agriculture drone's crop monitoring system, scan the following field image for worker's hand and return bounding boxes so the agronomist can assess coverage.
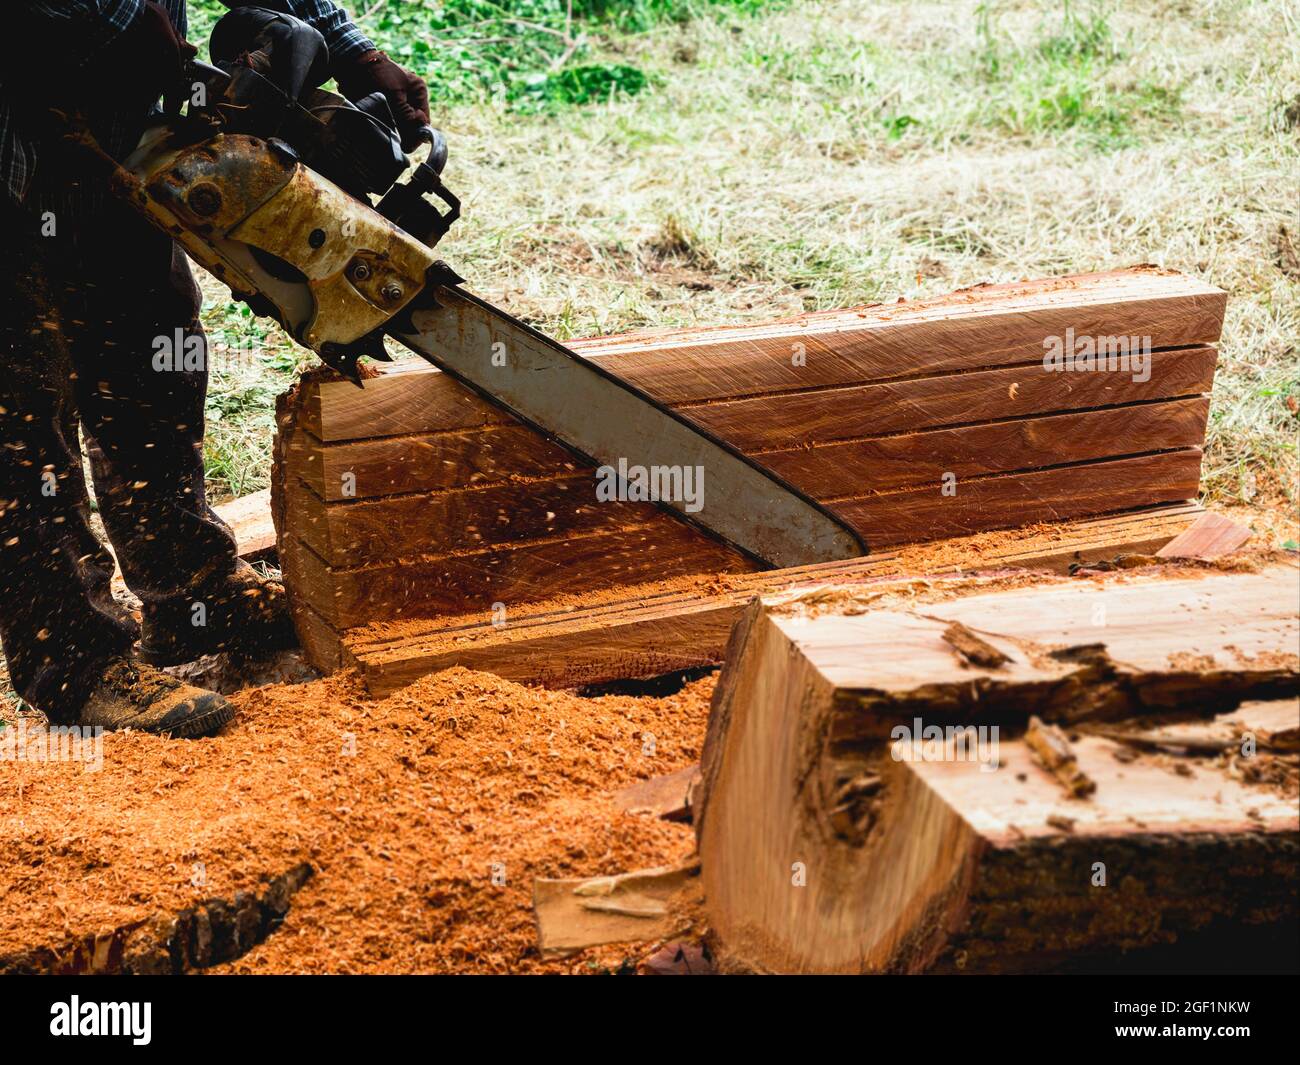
[209,7,331,102]
[334,50,431,152]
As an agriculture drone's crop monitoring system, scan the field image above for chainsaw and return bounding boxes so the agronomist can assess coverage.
[65,28,866,569]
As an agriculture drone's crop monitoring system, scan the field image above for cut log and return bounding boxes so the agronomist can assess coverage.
[694,563,1300,973]
[340,503,1205,694]
[274,268,1224,661]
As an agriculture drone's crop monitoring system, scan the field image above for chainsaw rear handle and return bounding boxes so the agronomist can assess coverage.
[372,123,460,249]
[412,125,448,175]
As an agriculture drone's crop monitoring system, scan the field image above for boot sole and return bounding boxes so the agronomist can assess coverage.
[154,700,238,739]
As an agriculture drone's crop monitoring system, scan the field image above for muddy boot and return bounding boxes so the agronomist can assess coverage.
[138,564,298,666]
[77,657,236,738]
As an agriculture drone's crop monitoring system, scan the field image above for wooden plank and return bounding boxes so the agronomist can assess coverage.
[290,521,754,630]
[341,503,1205,694]
[1156,510,1252,559]
[694,564,1300,974]
[680,344,1218,449]
[759,397,1208,499]
[837,448,1203,547]
[212,489,277,561]
[533,862,701,958]
[304,269,1224,440]
[287,422,581,502]
[578,273,1222,403]
[287,473,653,568]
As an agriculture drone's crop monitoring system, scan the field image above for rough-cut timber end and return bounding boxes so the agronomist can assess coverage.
[695,563,1300,974]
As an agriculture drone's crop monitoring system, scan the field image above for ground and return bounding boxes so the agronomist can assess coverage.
[1,552,1294,974]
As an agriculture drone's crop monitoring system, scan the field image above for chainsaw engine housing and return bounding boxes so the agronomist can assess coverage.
[124,122,436,378]
[116,51,460,379]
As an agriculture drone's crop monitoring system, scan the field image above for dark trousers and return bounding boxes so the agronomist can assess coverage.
[0,201,239,721]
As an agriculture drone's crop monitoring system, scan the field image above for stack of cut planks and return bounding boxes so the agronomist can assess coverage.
[272,266,1226,673]
[694,562,1300,974]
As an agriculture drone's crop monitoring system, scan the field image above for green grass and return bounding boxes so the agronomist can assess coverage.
[189,0,774,108]
[192,0,1298,523]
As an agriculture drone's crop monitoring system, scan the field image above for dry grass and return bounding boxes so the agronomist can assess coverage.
[196,0,1296,515]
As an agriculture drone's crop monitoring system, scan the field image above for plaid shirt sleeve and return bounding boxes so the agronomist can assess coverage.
[2,1,374,208]
[285,1,375,64]
[1,0,152,205]
[25,1,147,62]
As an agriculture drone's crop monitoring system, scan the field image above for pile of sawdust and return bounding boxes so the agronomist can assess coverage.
[0,667,713,974]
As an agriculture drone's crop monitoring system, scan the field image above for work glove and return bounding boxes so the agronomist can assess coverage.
[334,50,432,152]
[209,7,331,102]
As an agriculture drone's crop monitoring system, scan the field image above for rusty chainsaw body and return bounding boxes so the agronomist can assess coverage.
[85,49,865,569]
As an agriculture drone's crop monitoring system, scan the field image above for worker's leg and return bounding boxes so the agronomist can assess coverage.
[0,209,138,721]
[59,206,243,622]
[61,205,291,663]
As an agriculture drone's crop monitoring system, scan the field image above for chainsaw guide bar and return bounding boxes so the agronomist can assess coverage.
[395,277,867,568]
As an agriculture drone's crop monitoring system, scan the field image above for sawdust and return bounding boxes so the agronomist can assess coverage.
[891,523,1048,571]
[0,667,714,974]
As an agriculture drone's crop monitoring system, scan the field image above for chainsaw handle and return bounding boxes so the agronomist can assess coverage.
[412,125,448,175]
